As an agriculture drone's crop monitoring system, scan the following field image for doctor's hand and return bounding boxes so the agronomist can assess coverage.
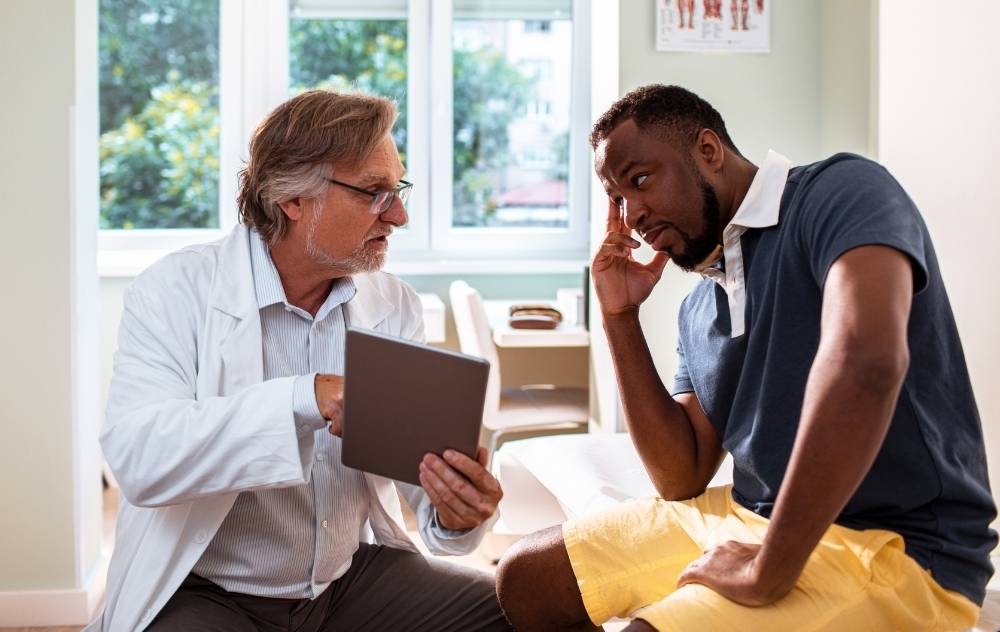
[592,196,670,316]
[419,447,503,530]
[315,374,345,436]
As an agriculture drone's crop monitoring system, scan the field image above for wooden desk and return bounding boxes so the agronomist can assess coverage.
[483,299,590,348]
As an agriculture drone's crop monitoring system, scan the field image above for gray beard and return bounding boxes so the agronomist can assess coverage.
[304,204,386,275]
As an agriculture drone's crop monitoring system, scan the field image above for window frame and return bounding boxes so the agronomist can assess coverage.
[97,0,590,272]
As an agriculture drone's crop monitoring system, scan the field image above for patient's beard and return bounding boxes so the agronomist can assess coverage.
[304,203,387,275]
[670,179,723,272]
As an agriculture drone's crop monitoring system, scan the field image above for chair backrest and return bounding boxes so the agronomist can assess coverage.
[449,280,501,421]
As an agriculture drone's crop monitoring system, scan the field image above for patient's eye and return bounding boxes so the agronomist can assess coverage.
[633,174,648,187]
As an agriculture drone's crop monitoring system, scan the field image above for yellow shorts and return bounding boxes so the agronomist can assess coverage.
[562,485,980,632]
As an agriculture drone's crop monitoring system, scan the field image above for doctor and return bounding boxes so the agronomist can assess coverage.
[90,90,509,631]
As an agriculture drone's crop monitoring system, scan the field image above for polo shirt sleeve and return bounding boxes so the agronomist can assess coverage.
[670,338,695,396]
[796,157,929,295]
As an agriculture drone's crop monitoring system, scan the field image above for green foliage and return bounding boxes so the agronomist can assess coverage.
[99,77,219,229]
[99,0,219,229]
[452,46,533,226]
[289,19,409,158]
[99,0,218,133]
[99,2,535,230]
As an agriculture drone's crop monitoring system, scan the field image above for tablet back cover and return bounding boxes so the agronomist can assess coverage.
[341,327,489,485]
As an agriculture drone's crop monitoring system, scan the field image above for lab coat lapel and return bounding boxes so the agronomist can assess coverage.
[344,273,393,332]
[209,225,264,393]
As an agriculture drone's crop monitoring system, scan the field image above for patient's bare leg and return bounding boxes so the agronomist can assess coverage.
[496,526,601,632]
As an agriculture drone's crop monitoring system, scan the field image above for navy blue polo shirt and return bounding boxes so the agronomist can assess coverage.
[670,153,997,605]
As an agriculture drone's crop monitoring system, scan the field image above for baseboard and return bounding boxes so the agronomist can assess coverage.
[0,553,108,627]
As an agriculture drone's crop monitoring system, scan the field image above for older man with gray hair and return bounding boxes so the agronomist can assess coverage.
[89,90,510,632]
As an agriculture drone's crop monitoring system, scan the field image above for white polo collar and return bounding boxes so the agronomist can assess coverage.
[699,150,791,338]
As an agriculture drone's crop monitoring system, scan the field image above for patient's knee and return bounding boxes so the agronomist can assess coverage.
[496,526,576,613]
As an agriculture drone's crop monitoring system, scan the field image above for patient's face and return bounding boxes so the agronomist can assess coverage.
[594,119,722,272]
[304,134,408,275]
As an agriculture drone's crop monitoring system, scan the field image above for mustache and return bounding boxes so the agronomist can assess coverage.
[366,226,393,240]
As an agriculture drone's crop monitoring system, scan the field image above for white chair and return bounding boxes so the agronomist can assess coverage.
[449,280,589,457]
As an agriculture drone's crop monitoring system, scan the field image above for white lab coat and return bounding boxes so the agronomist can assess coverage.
[88,225,485,631]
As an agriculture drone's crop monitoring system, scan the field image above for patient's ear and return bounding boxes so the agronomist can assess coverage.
[278,197,305,221]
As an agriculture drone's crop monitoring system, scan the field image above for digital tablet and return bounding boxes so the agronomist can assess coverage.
[341,327,489,486]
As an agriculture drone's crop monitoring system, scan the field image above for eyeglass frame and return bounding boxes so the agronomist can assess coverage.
[324,177,413,215]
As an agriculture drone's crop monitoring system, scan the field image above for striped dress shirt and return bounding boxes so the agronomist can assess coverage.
[192,230,462,598]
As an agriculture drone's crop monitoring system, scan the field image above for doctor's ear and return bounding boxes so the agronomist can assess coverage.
[278,198,305,221]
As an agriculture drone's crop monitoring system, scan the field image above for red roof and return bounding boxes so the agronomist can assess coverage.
[498,180,567,207]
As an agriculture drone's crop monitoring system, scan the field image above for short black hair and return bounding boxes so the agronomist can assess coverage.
[590,84,741,156]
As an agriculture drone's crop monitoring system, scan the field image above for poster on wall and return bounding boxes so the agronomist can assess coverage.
[656,0,770,53]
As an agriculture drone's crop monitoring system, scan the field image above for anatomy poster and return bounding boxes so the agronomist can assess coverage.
[656,0,770,53]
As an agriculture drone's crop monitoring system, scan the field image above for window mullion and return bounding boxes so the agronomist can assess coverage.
[400,0,432,252]
[428,0,455,254]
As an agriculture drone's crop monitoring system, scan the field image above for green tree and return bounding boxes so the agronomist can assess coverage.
[100,76,219,229]
[289,19,409,158]
[99,0,218,133]
[99,3,536,230]
[451,47,533,226]
[99,0,219,229]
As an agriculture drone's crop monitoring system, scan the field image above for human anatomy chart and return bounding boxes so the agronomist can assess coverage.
[656,0,770,53]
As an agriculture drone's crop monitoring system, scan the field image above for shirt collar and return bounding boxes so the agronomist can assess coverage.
[249,229,357,319]
[727,149,792,230]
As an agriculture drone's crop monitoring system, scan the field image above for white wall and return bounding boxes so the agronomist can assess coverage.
[877,0,1000,529]
[0,0,104,625]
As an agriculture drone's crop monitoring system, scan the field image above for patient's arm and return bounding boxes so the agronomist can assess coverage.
[679,245,914,605]
[604,310,725,501]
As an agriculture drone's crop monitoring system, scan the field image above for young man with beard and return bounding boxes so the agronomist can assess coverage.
[496,84,996,631]
[90,90,510,632]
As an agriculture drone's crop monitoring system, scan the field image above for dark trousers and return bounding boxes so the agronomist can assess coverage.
[147,543,512,631]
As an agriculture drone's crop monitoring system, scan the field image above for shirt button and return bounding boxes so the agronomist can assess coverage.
[321,520,329,529]
[194,530,208,544]
[316,452,325,461]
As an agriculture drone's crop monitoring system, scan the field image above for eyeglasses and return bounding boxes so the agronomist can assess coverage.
[325,177,413,215]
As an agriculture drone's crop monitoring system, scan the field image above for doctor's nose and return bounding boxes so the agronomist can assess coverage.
[380,195,409,228]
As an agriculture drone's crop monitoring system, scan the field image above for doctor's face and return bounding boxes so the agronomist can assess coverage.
[594,119,722,271]
[303,133,409,274]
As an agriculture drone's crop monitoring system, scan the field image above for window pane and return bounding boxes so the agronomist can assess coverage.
[452,13,572,228]
[99,0,220,229]
[289,14,408,162]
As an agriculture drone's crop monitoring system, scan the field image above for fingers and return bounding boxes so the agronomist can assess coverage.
[676,553,709,588]
[419,473,470,529]
[419,453,498,525]
[442,449,502,499]
[605,196,624,233]
[419,463,486,529]
[593,232,640,269]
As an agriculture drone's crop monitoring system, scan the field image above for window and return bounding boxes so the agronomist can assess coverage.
[451,18,569,229]
[98,0,220,230]
[289,12,408,160]
[99,0,589,269]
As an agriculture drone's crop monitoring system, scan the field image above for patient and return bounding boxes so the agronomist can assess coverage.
[496,84,997,631]
[91,90,509,632]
